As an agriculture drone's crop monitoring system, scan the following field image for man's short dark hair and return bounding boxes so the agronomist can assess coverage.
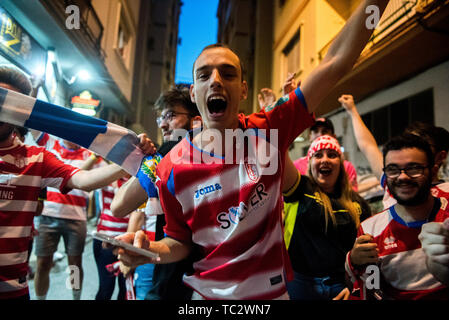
[192,43,245,81]
[405,121,449,153]
[0,65,32,95]
[383,133,434,169]
[15,126,29,138]
[154,85,200,117]
[310,117,334,134]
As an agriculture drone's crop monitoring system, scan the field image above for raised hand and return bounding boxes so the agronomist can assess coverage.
[257,88,277,109]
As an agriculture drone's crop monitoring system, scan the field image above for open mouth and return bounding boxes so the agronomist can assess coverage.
[318,167,332,176]
[207,96,227,117]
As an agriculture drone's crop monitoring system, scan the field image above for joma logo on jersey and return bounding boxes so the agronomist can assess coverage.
[195,183,222,199]
[217,183,268,229]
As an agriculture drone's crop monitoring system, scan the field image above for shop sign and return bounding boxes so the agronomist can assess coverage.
[70,90,101,112]
[0,5,46,76]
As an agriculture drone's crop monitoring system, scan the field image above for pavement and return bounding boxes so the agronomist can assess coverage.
[27,218,120,300]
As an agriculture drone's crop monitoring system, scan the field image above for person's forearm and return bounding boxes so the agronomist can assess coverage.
[150,237,192,264]
[69,163,127,192]
[357,179,380,193]
[347,108,384,179]
[127,211,144,232]
[111,177,148,217]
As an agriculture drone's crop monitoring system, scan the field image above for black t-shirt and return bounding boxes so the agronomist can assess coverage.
[284,175,372,278]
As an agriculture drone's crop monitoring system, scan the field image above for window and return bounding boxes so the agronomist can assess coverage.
[114,4,134,70]
[281,29,301,87]
[361,89,434,146]
[117,16,130,60]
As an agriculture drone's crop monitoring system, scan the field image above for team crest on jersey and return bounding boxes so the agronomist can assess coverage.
[140,154,162,183]
[245,163,259,182]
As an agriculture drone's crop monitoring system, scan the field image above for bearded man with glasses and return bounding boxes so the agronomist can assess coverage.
[345,133,449,300]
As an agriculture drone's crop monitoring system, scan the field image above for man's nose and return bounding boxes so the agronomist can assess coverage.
[210,69,223,88]
[159,119,168,129]
[396,169,411,180]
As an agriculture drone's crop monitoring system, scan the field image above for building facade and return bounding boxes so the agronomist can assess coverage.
[217,0,449,182]
[217,0,274,115]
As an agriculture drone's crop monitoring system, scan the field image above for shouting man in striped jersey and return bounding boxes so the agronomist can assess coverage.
[116,1,392,300]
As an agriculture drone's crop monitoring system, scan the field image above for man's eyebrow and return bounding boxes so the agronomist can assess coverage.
[195,64,239,74]
[386,162,425,167]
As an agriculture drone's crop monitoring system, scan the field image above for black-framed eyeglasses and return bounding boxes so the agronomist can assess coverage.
[156,111,191,126]
[383,164,429,179]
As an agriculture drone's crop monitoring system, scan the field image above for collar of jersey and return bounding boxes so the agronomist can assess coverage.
[390,197,440,228]
[185,126,267,161]
[185,128,225,160]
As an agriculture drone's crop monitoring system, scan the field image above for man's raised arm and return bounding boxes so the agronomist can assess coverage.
[301,0,389,113]
[340,94,384,180]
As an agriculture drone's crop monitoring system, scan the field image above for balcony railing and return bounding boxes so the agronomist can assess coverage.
[370,0,418,43]
[40,0,104,59]
[318,0,421,61]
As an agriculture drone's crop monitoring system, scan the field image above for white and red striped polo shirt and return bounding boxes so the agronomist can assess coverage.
[37,133,92,221]
[0,137,79,299]
[96,178,130,237]
[156,87,314,300]
[346,197,449,300]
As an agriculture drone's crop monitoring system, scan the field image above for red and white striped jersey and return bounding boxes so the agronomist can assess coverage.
[142,198,162,242]
[346,197,449,300]
[96,178,129,237]
[37,133,92,221]
[0,137,79,299]
[156,88,314,300]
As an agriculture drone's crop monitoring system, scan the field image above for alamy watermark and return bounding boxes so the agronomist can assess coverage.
[65,265,81,290]
[166,127,280,176]
[365,5,381,30]
[65,5,80,30]
[364,265,380,290]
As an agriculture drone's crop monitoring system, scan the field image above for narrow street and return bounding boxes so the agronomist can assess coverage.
[27,219,120,300]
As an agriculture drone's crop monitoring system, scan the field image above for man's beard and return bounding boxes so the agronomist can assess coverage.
[0,123,14,142]
[167,123,192,142]
[387,176,432,206]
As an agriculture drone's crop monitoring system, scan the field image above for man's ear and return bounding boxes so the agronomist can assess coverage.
[435,150,448,168]
[190,84,196,103]
[191,115,202,129]
[241,80,248,100]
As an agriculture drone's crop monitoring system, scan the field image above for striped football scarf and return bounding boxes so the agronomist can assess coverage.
[0,86,146,176]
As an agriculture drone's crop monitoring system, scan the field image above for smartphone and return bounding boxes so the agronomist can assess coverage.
[91,231,159,259]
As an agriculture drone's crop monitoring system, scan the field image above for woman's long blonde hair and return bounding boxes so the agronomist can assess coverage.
[307,158,361,232]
